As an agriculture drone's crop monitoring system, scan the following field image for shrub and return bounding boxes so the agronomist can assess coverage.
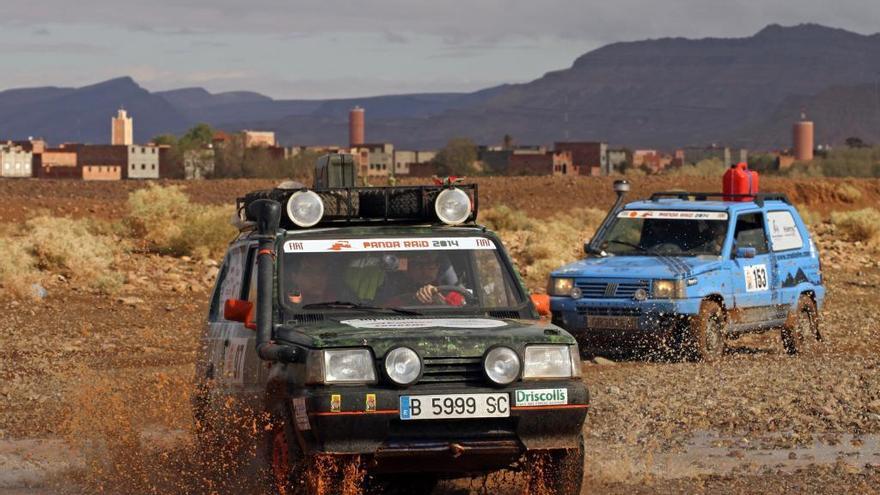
[795,206,822,227]
[668,158,727,177]
[830,208,880,243]
[0,236,39,298]
[836,183,862,203]
[25,216,123,292]
[126,185,235,259]
[481,205,534,231]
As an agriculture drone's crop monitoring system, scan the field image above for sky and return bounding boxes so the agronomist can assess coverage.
[0,0,878,99]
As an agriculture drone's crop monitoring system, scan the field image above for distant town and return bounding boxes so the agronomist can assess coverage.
[0,106,818,181]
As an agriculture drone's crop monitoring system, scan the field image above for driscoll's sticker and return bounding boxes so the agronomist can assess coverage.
[515,388,568,407]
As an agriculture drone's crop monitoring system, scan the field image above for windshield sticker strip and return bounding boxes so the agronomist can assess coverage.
[283,237,497,253]
[340,318,508,329]
[618,210,728,220]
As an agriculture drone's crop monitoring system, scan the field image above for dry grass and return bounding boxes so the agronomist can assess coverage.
[836,183,863,203]
[795,205,823,227]
[483,205,605,289]
[830,208,880,244]
[0,236,39,298]
[126,184,235,259]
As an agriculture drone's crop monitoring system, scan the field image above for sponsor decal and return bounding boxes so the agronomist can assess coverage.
[292,397,310,431]
[330,394,342,413]
[744,264,769,292]
[515,388,568,407]
[618,210,728,221]
[365,394,377,413]
[341,318,508,329]
[767,211,804,251]
[283,237,497,253]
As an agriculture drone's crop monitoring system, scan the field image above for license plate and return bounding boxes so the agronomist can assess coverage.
[587,315,639,330]
[399,393,509,420]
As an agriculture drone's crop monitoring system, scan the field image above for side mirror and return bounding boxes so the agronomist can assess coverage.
[735,247,757,259]
[531,293,551,318]
[224,299,256,330]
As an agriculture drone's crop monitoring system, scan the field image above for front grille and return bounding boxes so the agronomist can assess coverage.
[575,279,649,298]
[286,314,325,325]
[577,306,642,317]
[420,357,484,384]
[488,310,520,319]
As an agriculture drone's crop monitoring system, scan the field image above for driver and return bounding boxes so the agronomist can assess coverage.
[379,251,465,306]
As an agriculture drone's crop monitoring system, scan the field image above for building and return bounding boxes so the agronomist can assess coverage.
[554,142,608,175]
[126,145,160,179]
[606,149,630,174]
[681,146,748,166]
[76,145,126,180]
[111,108,133,146]
[352,143,394,178]
[793,115,814,162]
[506,150,574,176]
[13,138,46,155]
[477,145,547,174]
[34,146,78,178]
[242,130,276,148]
[393,150,436,176]
[349,107,365,147]
[0,143,33,178]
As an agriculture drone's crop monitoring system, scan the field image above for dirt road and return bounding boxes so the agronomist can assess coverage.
[2,177,879,494]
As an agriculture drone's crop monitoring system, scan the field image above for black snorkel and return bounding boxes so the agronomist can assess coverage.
[585,180,630,256]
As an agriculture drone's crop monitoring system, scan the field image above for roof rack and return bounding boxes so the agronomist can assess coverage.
[649,191,790,207]
[236,184,479,230]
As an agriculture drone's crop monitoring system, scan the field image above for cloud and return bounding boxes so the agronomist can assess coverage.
[1,0,876,47]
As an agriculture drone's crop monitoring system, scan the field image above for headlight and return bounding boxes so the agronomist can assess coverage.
[287,190,324,227]
[549,277,574,296]
[483,347,520,385]
[523,345,573,379]
[306,349,376,384]
[435,188,472,225]
[652,279,684,299]
[384,347,421,386]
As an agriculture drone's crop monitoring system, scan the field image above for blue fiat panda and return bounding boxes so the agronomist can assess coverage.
[548,182,825,360]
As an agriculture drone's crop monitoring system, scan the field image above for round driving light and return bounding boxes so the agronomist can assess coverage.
[286,190,324,227]
[483,347,520,385]
[570,286,583,299]
[435,188,472,225]
[633,288,648,301]
[384,347,421,386]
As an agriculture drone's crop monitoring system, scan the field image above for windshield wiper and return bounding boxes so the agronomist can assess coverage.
[301,301,422,316]
[605,240,648,252]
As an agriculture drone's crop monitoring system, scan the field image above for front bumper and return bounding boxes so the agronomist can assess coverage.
[549,296,703,349]
[289,380,588,471]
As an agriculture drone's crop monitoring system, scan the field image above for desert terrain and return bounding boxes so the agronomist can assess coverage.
[1,176,879,494]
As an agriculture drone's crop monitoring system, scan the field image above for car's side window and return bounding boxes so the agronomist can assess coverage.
[216,245,249,320]
[734,212,769,255]
[245,247,259,304]
[767,210,804,251]
[208,261,229,321]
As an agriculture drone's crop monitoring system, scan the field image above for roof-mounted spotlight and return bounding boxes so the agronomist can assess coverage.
[286,190,324,227]
[435,188,472,225]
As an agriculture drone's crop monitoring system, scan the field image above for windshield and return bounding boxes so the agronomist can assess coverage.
[279,235,524,312]
[600,210,729,256]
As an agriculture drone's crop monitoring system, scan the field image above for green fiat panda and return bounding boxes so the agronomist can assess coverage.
[193,156,589,494]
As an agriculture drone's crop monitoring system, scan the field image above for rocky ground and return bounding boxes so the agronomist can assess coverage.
[1,178,879,494]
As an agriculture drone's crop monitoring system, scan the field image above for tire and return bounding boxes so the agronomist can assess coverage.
[526,434,585,495]
[781,295,820,355]
[265,406,311,495]
[687,300,726,362]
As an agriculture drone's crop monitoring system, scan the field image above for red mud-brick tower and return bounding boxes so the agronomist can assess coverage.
[349,106,365,147]
[793,111,814,162]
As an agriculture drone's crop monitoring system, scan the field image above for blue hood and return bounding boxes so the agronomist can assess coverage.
[551,255,722,280]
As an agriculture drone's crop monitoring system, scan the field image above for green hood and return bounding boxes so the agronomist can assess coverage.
[275,317,574,358]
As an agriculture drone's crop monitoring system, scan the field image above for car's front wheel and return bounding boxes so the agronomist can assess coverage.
[687,300,727,362]
[525,434,585,495]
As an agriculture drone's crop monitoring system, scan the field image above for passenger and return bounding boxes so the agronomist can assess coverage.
[285,256,338,305]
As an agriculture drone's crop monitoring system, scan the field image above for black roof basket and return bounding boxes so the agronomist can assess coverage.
[649,191,790,208]
[236,184,479,230]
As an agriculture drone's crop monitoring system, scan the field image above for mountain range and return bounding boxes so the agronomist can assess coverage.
[1,23,879,150]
